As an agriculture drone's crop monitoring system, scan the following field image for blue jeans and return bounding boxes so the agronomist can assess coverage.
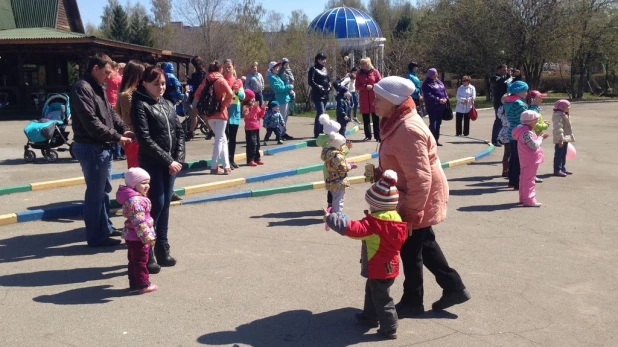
[313,99,327,137]
[141,161,176,248]
[72,142,114,246]
[554,143,568,173]
[351,92,359,119]
[428,110,443,142]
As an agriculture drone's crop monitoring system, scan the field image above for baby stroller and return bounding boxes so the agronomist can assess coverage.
[23,93,74,163]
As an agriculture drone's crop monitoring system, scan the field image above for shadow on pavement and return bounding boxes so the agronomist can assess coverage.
[469,161,501,166]
[252,210,324,227]
[458,202,520,212]
[0,228,121,263]
[447,175,501,182]
[450,186,507,196]
[0,157,77,166]
[0,265,125,287]
[33,284,129,305]
[409,310,459,320]
[197,308,380,346]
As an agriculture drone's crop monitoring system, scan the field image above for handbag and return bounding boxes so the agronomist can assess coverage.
[469,105,478,121]
[442,101,453,121]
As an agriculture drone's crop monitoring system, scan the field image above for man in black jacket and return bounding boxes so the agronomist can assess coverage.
[490,64,521,146]
[70,53,134,247]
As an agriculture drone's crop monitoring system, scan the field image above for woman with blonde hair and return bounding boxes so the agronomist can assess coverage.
[355,57,382,142]
[116,60,145,169]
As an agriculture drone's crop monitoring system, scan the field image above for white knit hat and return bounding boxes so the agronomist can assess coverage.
[319,114,341,134]
[124,168,150,189]
[327,132,346,149]
[365,170,399,211]
[373,76,416,105]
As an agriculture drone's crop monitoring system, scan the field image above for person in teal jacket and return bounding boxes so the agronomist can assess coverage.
[504,81,529,190]
[406,62,422,106]
[223,60,245,169]
[267,61,294,139]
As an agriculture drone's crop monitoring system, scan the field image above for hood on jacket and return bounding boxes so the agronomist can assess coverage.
[365,211,408,249]
[116,185,142,205]
[162,62,174,74]
[511,124,530,141]
[505,95,521,103]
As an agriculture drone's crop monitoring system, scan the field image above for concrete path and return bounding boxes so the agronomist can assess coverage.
[0,104,617,347]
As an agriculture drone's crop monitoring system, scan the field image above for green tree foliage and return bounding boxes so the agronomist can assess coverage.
[129,4,154,47]
[99,0,120,37]
[151,0,172,27]
[324,0,367,11]
[109,4,130,42]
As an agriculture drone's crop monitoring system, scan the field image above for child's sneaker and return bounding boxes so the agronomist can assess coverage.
[256,160,264,165]
[138,284,158,294]
[248,161,258,167]
[524,202,542,207]
[554,171,567,177]
[277,140,284,145]
[262,141,268,146]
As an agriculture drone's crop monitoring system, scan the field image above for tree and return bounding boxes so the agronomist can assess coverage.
[151,0,172,27]
[175,0,238,62]
[99,0,120,38]
[231,0,268,70]
[129,4,154,47]
[324,0,367,11]
[109,4,130,42]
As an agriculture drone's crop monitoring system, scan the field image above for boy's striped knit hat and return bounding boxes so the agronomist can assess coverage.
[365,170,399,211]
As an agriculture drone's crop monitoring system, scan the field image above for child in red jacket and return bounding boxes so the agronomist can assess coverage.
[324,170,408,340]
[242,89,266,166]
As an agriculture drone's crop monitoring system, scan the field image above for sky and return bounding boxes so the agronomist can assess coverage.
[76,0,328,27]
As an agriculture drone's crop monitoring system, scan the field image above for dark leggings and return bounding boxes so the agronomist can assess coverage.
[362,113,380,141]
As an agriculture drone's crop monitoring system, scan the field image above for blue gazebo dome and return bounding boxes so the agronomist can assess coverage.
[308,7,384,40]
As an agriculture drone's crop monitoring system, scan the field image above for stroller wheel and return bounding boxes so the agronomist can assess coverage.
[200,124,209,136]
[44,149,58,163]
[24,150,36,163]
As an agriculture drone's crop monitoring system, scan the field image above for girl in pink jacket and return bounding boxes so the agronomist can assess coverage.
[115,168,158,294]
[511,110,549,207]
[242,89,266,166]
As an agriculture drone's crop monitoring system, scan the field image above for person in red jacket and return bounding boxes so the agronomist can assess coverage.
[324,170,408,340]
[355,57,382,142]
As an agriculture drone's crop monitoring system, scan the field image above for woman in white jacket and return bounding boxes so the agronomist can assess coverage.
[455,76,476,136]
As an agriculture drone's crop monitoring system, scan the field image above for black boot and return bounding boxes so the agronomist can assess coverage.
[155,244,177,267]
[147,247,161,274]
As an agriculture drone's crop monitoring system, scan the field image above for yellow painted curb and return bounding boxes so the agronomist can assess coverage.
[170,201,182,207]
[348,154,372,163]
[447,157,476,168]
[0,213,18,226]
[312,181,325,189]
[348,176,367,185]
[184,178,247,195]
[30,177,86,191]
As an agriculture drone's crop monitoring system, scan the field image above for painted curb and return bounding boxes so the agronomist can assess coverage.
[0,126,359,197]
[1,135,493,226]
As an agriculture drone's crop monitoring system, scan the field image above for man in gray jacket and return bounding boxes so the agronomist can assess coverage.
[245,62,265,106]
[70,53,134,247]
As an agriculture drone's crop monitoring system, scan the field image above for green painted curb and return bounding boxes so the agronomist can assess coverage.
[0,184,32,195]
[441,162,449,168]
[184,159,211,170]
[251,183,314,198]
[295,142,308,149]
[296,164,323,175]
[174,188,186,196]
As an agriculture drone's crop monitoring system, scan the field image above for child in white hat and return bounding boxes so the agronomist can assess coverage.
[321,132,357,213]
[511,110,548,207]
[317,114,353,209]
[324,170,408,340]
[115,168,158,294]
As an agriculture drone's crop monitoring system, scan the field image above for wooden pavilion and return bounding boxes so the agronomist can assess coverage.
[0,0,192,119]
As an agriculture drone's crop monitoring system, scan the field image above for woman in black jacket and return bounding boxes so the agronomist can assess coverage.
[132,66,185,273]
[308,53,331,137]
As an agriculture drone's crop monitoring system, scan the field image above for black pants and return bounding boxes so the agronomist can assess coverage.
[491,107,502,144]
[264,127,281,142]
[455,112,470,136]
[226,123,239,163]
[508,140,520,188]
[338,119,349,136]
[428,110,443,143]
[363,279,397,331]
[362,113,380,141]
[399,226,465,307]
[327,191,332,206]
[245,129,261,163]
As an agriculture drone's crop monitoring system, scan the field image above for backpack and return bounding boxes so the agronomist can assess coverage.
[197,78,221,116]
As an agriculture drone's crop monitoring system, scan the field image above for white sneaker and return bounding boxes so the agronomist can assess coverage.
[524,202,542,207]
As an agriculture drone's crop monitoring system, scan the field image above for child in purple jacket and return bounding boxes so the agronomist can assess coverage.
[116,168,158,294]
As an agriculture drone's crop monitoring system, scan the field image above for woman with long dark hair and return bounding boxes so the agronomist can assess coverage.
[116,60,145,168]
[132,66,185,273]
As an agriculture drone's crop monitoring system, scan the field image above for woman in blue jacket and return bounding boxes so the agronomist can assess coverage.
[267,61,294,139]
